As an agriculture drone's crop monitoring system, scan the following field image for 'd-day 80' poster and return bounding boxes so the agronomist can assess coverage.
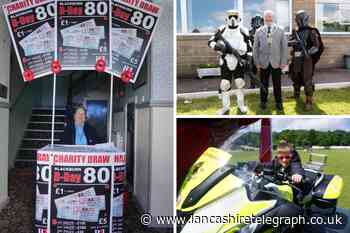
[2,0,55,81]
[57,0,110,71]
[110,0,161,83]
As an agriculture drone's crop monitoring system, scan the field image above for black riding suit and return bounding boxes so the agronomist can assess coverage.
[253,154,305,233]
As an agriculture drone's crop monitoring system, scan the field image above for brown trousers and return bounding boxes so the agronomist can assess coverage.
[290,56,314,97]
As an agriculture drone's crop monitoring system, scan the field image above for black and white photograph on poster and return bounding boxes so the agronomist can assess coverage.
[112,165,125,233]
[57,0,110,71]
[2,0,55,81]
[110,0,161,83]
[50,165,112,233]
[35,152,50,233]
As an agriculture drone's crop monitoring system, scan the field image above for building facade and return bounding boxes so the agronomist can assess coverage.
[177,0,350,77]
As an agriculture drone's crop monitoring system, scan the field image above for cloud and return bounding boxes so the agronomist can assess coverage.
[272,118,350,132]
[209,11,227,23]
[196,25,217,33]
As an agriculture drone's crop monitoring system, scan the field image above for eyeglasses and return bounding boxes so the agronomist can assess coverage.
[277,155,292,161]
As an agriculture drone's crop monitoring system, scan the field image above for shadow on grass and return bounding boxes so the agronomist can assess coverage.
[295,97,327,115]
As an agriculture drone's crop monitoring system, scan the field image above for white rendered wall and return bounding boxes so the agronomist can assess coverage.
[0,0,11,208]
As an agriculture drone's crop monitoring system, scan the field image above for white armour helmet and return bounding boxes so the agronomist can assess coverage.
[225,9,241,29]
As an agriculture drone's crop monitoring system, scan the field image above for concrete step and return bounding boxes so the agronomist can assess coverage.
[30,114,65,122]
[21,138,62,149]
[28,122,65,131]
[24,129,64,139]
[32,108,66,116]
[16,108,67,167]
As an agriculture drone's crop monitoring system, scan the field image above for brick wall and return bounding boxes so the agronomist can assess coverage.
[177,35,217,78]
[177,0,350,78]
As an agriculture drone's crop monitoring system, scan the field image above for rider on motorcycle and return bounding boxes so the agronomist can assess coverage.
[253,141,305,233]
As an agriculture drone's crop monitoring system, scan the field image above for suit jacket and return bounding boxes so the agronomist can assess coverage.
[253,24,288,69]
[61,122,99,145]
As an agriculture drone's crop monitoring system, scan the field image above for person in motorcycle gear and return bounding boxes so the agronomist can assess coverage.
[257,141,304,184]
[252,141,304,233]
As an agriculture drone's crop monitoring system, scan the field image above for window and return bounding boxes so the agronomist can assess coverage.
[186,0,239,33]
[177,0,239,34]
[316,0,350,33]
[242,0,291,32]
[177,0,291,34]
[177,0,182,33]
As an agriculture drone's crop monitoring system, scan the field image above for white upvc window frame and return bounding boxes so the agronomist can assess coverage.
[177,0,292,36]
[315,0,350,35]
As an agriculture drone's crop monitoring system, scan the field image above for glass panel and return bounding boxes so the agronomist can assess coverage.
[177,0,182,33]
[243,0,291,32]
[220,120,262,165]
[316,1,350,33]
[177,0,291,34]
[186,0,238,33]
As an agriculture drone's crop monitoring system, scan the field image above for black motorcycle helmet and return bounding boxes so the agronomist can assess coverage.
[251,14,264,29]
[295,10,310,28]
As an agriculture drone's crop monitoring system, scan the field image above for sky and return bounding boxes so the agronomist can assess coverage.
[271,118,350,132]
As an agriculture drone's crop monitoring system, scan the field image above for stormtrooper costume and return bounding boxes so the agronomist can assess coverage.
[208,10,252,114]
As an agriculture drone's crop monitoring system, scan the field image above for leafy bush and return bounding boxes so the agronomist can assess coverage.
[198,64,219,69]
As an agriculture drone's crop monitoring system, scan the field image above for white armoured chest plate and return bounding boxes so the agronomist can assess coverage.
[222,28,247,55]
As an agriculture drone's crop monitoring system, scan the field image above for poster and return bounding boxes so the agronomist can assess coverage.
[35,151,51,233]
[35,144,126,233]
[56,0,110,71]
[112,164,125,233]
[51,165,112,233]
[2,0,55,81]
[110,0,161,83]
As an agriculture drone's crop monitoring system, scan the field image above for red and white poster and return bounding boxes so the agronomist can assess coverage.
[2,0,55,81]
[56,0,110,72]
[109,0,161,83]
[35,144,126,233]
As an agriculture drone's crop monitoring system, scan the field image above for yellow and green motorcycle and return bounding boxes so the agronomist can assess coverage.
[177,147,347,233]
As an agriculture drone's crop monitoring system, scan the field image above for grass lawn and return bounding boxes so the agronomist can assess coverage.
[227,149,350,209]
[177,88,350,115]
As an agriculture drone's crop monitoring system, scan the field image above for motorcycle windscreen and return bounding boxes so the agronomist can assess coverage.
[177,147,237,212]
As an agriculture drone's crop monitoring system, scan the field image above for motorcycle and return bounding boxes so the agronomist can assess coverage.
[177,147,349,233]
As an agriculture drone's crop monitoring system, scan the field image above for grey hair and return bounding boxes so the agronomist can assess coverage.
[264,10,274,17]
